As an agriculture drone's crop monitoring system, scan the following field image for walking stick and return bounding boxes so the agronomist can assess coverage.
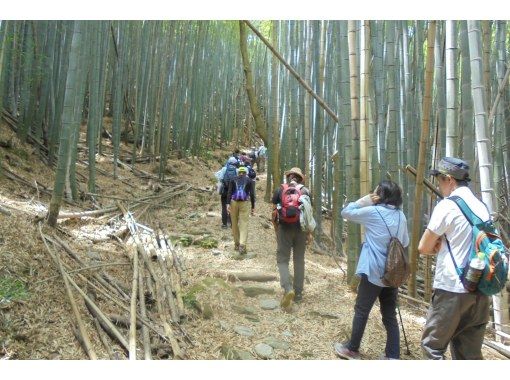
[397,300,411,355]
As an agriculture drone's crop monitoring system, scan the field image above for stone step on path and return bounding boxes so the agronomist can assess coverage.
[220,296,296,359]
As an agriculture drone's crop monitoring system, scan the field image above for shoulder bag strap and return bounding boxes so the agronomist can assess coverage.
[444,235,463,277]
[448,195,486,225]
[374,206,400,238]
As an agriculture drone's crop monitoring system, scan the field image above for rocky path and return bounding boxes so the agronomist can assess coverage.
[177,172,421,360]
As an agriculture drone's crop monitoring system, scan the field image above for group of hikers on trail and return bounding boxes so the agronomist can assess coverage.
[214,153,508,360]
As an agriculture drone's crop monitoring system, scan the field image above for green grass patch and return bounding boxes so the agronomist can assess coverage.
[0,277,28,304]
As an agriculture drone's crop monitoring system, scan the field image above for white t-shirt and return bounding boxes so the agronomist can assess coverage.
[426,186,490,293]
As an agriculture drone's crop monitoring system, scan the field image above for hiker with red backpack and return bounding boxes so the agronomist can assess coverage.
[226,166,255,255]
[418,157,504,359]
[334,180,409,360]
[271,167,313,310]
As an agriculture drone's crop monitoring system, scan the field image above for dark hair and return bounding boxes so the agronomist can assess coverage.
[376,180,403,208]
[438,173,469,187]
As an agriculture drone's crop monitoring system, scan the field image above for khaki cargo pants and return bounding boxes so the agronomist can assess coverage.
[230,200,251,247]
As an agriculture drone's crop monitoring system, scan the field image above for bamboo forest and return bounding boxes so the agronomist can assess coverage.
[0,19,509,362]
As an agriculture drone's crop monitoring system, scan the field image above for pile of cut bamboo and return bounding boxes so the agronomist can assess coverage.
[38,202,191,359]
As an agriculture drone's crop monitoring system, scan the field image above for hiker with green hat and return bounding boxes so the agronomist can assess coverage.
[418,157,490,359]
[226,165,255,255]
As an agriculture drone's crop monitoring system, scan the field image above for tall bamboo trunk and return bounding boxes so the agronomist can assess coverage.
[467,20,509,339]
[408,20,436,297]
[270,21,282,191]
[47,21,81,227]
[346,20,361,285]
[359,21,370,196]
[238,21,268,144]
[445,20,459,157]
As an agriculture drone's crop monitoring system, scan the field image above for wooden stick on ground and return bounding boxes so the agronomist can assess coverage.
[139,267,152,360]
[49,234,130,301]
[93,317,116,359]
[129,244,139,360]
[38,224,98,359]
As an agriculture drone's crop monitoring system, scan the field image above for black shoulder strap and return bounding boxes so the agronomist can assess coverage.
[445,235,464,277]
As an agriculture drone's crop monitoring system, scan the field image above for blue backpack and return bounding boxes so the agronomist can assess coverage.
[221,164,237,194]
[246,165,256,180]
[446,195,509,296]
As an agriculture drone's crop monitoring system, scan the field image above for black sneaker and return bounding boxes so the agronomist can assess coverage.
[294,292,303,303]
[221,224,228,229]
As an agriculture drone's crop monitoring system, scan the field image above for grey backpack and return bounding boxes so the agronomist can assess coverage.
[375,207,410,288]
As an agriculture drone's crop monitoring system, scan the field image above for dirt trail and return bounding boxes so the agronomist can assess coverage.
[0,124,506,360]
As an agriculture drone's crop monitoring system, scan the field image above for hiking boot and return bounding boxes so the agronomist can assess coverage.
[334,342,360,360]
[280,290,295,309]
[294,292,303,303]
[239,245,247,255]
[221,224,228,229]
[234,243,240,251]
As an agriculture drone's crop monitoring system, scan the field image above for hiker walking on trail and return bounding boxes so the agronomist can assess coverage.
[217,157,239,228]
[334,180,409,360]
[272,167,313,310]
[257,145,267,172]
[418,157,490,360]
[226,166,255,255]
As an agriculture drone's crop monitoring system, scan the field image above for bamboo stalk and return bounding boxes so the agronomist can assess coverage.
[34,262,130,284]
[139,268,152,360]
[488,63,510,129]
[243,20,339,128]
[160,239,185,318]
[408,21,437,297]
[57,206,118,219]
[49,234,130,300]
[38,225,98,359]
[151,243,179,323]
[93,317,116,359]
[129,245,138,360]
[67,277,129,351]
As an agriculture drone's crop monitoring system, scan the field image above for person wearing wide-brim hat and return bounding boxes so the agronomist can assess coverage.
[271,167,312,310]
[283,167,306,183]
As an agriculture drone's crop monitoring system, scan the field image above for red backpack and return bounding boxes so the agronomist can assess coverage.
[279,184,302,223]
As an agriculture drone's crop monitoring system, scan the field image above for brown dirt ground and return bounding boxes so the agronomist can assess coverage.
[0,122,507,361]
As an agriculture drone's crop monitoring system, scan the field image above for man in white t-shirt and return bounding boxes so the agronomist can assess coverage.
[418,157,490,360]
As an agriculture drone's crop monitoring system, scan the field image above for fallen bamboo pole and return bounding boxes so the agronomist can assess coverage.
[139,268,152,360]
[38,225,98,359]
[66,275,129,352]
[129,244,139,360]
[34,262,130,285]
[93,317,116,359]
[57,206,118,219]
[41,236,130,353]
[49,234,130,301]
[243,20,339,128]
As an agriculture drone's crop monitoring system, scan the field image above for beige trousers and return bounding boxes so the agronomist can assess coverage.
[230,200,251,246]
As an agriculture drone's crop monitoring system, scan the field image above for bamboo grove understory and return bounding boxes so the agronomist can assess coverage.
[0,20,509,340]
